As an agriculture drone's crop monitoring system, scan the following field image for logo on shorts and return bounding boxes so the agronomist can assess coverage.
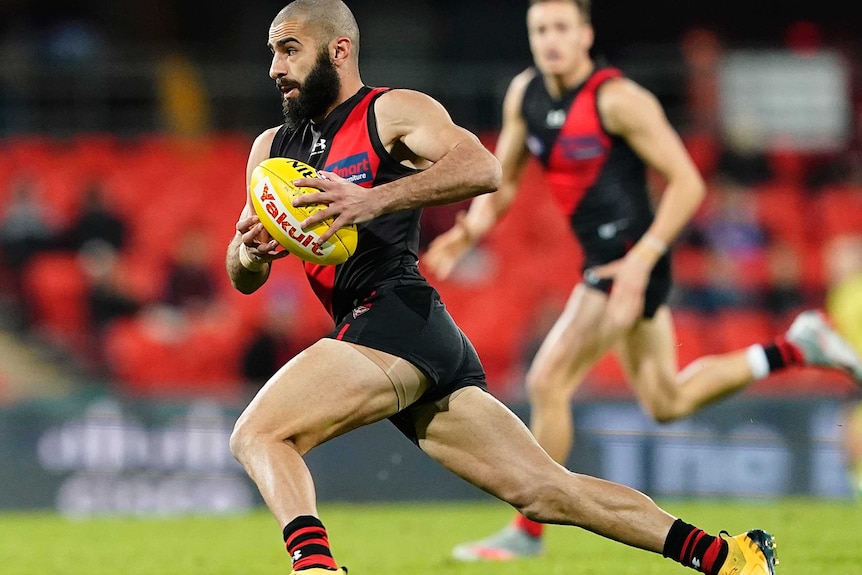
[352,304,372,318]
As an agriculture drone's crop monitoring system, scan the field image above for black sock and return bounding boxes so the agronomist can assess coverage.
[283,515,338,571]
[663,519,728,575]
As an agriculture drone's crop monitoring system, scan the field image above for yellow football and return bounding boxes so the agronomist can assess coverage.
[249,157,358,266]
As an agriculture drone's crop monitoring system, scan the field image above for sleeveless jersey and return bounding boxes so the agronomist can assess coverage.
[269,86,424,322]
[521,67,655,256]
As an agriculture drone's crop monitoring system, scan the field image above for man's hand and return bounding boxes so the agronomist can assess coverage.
[291,170,383,245]
[587,250,653,329]
[236,214,290,269]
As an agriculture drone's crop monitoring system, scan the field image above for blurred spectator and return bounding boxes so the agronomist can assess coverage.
[761,241,808,317]
[240,278,312,390]
[0,178,60,325]
[162,228,218,312]
[676,178,768,313]
[77,239,141,358]
[60,182,127,252]
[0,178,59,271]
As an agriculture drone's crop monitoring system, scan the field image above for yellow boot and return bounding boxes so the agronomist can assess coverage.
[716,530,778,575]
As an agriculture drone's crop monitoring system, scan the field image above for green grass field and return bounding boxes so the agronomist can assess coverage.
[1,499,860,574]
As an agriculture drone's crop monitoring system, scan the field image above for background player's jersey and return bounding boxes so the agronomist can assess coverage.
[521,66,656,258]
[270,86,425,322]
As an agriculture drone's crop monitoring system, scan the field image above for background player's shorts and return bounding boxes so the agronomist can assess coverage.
[582,252,673,319]
[324,282,487,444]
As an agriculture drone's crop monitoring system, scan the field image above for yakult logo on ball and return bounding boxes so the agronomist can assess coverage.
[256,179,328,257]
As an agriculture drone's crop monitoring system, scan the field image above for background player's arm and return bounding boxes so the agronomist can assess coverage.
[599,78,706,266]
[459,70,533,241]
[423,70,533,279]
[226,127,289,294]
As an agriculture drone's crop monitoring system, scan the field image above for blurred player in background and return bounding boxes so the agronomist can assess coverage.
[424,0,862,560]
[226,2,779,575]
[823,235,862,495]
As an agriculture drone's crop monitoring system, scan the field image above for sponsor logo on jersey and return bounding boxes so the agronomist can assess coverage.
[558,135,605,160]
[326,152,373,184]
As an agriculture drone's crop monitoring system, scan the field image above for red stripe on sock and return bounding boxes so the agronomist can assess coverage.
[701,538,724,575]
[680,530,700,564]
[293,554,338,571]
[776,335,805,366]
[513,514,544,538]
[286,526,327,548]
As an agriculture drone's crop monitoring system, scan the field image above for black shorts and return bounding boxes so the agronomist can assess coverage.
[582,247,673,319]
[324,282,487,443]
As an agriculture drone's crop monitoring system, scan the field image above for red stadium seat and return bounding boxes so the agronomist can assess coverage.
[21,252,89,351]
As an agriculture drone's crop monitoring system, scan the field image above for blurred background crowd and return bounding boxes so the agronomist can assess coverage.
[1,0,862,505]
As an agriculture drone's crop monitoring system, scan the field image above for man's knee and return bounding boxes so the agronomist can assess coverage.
[229,414,311,464]
[525,360,571,403]
[639,388,689,424]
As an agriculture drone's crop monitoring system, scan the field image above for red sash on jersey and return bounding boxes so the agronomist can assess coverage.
[545,68,622,216]
[303,87,388,317]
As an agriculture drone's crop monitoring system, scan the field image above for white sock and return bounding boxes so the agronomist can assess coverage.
[746,344,770,379]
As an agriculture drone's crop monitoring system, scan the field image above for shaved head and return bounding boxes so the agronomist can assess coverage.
[273,0,360,56]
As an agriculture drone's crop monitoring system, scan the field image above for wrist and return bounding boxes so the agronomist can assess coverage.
[641,232,668,255]
[455,218,479,245]
[238,243,266,272]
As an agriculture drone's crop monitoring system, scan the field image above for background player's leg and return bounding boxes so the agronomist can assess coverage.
[526,283,627,463]
[616,306,753,422]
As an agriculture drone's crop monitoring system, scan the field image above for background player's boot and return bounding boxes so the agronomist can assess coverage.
[717,530,778,575]
[786,310,862,383]
[289,567,348,575]
[451,525,543,561]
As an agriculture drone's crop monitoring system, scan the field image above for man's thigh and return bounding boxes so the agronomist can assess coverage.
[236,338,425,454]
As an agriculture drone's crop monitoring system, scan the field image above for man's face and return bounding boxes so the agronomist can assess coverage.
[527,1,593,77]
[268,19,341,127]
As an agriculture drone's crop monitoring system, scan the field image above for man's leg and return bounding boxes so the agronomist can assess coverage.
[421,387,777,575]
[452,284,625,559]
[230,338,427,573]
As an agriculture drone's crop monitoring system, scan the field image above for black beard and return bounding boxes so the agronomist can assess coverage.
[282,50,341,129]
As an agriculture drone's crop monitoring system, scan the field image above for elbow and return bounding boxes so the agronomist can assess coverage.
[478,148,503,194]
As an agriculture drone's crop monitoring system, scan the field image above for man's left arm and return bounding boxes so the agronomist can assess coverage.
[293,89,501,244]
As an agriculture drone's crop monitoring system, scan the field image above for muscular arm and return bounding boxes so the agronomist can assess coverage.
[226,127,284,294]
[599,78,706,265]
[292,89,502,243]
[370,89,502,210]
[459,70,534,241]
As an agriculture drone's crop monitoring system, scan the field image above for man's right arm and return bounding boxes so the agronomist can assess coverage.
[226,127,289,294]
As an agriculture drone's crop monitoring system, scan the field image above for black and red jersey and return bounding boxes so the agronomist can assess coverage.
[521,66,655,257]
[270,86,426,322]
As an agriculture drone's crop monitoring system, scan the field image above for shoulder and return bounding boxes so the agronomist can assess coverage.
[246,126,282,176]
[374,88,449,120]
[596,77,664,134]
[499,67,537,121]
[251,126,282,155]
[505,68,538,103]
